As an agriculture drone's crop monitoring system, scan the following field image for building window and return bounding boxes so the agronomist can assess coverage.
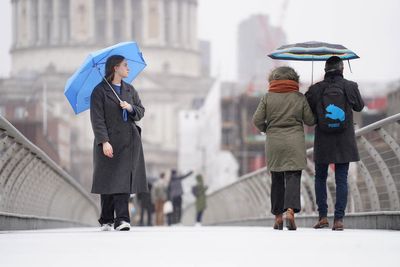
[44,0,53,44]
[177,0,182,44]
[12,0,18,46]
[131,0,142,41]
[113,0,125,42]
[148,0,160,39]
[95,0,106,43]
[31,0,39,44]
[162,62,170,73]
[60,0,70,43]
[15,107,27,119]
[164,0,171,44]
[185,1,191,45]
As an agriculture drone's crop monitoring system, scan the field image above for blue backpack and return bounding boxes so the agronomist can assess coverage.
[317,80,349,133]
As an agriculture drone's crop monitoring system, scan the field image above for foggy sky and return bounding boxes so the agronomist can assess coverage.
[1,0,399,87]
[198,0,400,85]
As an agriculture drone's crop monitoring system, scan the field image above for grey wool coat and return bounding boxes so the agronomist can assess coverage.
[90,80,148,194]
[252,91,315,172]
[305,72,365,164]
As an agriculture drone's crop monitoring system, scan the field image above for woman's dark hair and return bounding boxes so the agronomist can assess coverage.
[105,55,125,83]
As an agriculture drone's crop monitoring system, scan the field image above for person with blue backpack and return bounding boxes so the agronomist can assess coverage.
[305,56,364,230]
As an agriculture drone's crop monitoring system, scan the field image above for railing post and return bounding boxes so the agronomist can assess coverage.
[359,136,400,210]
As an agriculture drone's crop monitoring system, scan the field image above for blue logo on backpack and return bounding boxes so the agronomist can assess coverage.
[325,104,345,122]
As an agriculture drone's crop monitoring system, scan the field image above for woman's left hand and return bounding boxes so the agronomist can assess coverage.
[120,101,133,112]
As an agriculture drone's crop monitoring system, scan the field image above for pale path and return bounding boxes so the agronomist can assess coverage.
[1,227,399,267]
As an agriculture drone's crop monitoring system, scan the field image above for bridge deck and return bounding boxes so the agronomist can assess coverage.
[1,227,398,267]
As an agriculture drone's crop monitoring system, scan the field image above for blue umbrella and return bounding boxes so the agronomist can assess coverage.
[64,41,147,114]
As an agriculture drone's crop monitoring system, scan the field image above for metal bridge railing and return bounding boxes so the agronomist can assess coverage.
[0,115,99,229]
[183,113,400,226]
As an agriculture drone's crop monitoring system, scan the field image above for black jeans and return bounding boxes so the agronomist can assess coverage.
[139,193,153,226]
[196,211,203,223]
[98,194,130,226]
[315,163,349,219]
[172,196,182,224]
[270,171,302,215]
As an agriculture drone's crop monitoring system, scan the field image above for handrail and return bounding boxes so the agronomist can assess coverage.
[0,115,97,206]
[0,115,99,228]
[183,113,400,226]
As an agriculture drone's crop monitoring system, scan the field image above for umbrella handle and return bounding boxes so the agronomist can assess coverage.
[347,60,353,73]
[103,76,123,103]
[96,67,123,103]
[311,58,314,85]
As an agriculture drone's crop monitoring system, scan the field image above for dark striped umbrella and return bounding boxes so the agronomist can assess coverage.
[268,41,359,61]
[268,41,359,83]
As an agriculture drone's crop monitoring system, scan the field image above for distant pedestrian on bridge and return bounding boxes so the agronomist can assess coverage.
[192,174,208,226]
[253,66,315,230]
[90,55,148,231]
[305,56,364,230]
[167,169,193,225]
[138,182,154,226]
[152,173,168,226]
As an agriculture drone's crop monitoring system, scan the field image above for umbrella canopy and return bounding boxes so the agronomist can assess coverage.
[64,41,146,114]
[268,41,359,61]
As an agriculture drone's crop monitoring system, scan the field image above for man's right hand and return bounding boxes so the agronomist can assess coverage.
[102,142,113,158]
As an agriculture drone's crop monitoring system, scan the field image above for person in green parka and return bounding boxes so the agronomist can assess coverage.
[192,174,208,226]
[252,66,315,230]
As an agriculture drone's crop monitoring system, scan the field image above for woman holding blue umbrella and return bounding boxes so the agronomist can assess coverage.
[90,55,147,231]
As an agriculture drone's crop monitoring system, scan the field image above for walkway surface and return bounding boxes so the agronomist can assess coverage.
[1,226,399,267]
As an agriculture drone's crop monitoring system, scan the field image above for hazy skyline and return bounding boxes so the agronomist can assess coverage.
[1,0,399,86]
[198,0,400,85]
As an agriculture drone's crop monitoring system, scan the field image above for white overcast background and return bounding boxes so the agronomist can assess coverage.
[1,0,399,85]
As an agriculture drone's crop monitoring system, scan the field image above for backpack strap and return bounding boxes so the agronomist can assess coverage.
[341,80,350,116]
[319,80,332,109]
[320,79,348,104]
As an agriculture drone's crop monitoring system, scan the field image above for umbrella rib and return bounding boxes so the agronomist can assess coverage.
[125,58,147,65]
[95,58,146,66]
[73,64,97,106]
[94,49,115,66]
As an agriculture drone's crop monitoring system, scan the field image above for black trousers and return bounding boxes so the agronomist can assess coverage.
[171,196,182,224]
[196,211,204,223]
[139,193,153,226]
[98,193,130,225]
[270,171,302,215]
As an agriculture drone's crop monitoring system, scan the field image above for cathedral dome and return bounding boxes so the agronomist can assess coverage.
[10,0,200,77]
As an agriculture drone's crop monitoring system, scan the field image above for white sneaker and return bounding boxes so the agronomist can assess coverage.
[115,221,131,231]
[100,223,113,231]
[194,222,202,227]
